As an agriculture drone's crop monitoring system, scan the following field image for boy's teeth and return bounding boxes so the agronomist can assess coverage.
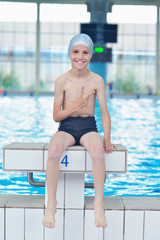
[76,59,85,63]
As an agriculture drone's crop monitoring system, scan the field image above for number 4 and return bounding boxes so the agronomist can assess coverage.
[61,155,69,167]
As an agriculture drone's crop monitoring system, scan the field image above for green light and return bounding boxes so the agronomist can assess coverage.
[94,47,104,53]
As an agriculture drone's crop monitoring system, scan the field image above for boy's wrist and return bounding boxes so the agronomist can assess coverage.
[104,137,111,143]
[70,105,77,114]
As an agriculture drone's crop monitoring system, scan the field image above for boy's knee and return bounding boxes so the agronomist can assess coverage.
[48,143,64,161]
[89,143,104,160]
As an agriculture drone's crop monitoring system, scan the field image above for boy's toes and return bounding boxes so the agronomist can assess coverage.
[94,218,101,228]
[101,220,108,228]
[50,222,54,228]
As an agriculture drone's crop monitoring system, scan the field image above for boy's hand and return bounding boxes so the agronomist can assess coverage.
[103,140,117,153]
[73,86,95,111]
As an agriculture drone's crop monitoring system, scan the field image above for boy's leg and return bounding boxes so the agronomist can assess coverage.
[42,131,75,228]
[80,132,107,228]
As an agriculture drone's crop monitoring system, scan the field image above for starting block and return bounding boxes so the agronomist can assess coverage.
[3,142,127,240]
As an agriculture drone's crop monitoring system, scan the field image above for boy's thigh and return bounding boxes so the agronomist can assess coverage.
[80,132,103,150]
[49,131,75,150]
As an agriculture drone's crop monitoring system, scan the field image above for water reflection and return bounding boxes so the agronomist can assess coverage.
[0,96,160,196]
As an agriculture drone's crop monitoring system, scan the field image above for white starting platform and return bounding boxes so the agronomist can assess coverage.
[3,142,127,240]
[3,142,127,173]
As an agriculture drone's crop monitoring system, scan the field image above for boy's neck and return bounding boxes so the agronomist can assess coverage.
[69,68,90,78]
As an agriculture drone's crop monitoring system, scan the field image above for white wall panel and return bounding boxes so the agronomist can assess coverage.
[144,211,160,240]
[65,173,84,209]
[84,210,103,240]
[0,208,4,240]
[5,150,43,170]
[104,210,123,240]
[65,210,83,240]
[25,209,43,240]
[105,152,126,172]
[6,208,24,240]
[45,209,63,240]
[60,150,85,171]
[44,150,85,171]
[86,152,126,172]
[125,211,144,240]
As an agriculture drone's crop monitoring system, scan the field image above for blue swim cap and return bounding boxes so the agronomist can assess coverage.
[68,33,93,57]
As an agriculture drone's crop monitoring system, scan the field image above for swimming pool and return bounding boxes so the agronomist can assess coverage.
[0,95,160,196]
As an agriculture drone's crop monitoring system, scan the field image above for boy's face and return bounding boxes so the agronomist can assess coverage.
[70,44,91,70]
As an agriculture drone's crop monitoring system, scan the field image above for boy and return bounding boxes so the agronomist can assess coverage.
[42,33,115,229]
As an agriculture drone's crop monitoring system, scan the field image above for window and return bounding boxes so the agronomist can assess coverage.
[0,2,36,91]
[107,5,156,94]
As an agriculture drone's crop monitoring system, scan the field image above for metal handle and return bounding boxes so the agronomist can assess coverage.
[27,172,95,188]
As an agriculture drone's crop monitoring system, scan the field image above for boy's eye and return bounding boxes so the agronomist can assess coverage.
[84,51,89,54]
[73,50,78,53]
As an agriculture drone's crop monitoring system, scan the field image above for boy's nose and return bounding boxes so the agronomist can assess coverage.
[78,52,83,59]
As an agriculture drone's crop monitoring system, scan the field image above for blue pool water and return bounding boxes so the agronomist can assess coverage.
[0,95,160,196]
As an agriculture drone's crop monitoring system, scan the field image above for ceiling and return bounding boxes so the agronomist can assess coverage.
[0,0,159,5]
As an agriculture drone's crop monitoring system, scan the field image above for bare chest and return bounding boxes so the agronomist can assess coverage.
[64,81,95,103]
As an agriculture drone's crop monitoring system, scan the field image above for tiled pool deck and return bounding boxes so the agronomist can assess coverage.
[1,195,160,240]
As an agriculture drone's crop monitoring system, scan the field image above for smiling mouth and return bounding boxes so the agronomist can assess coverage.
[74,59,86,64]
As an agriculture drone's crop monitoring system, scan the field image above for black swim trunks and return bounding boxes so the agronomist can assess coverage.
[58,116,98,145]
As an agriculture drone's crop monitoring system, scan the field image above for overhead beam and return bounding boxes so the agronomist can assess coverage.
[0,0,159,6]
[0,0,86,3]
[111,0,160,5]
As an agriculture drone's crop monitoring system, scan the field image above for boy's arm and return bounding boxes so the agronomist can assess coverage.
[53,77,74,122]
[96,76,115,153]
[53,78,95,122]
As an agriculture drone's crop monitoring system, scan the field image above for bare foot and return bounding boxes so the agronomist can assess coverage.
[94,201,108,228]
[42,206,57,228]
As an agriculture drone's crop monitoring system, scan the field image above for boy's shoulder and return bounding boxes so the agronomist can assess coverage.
[90,71,104,83]
[55,72,68,84]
